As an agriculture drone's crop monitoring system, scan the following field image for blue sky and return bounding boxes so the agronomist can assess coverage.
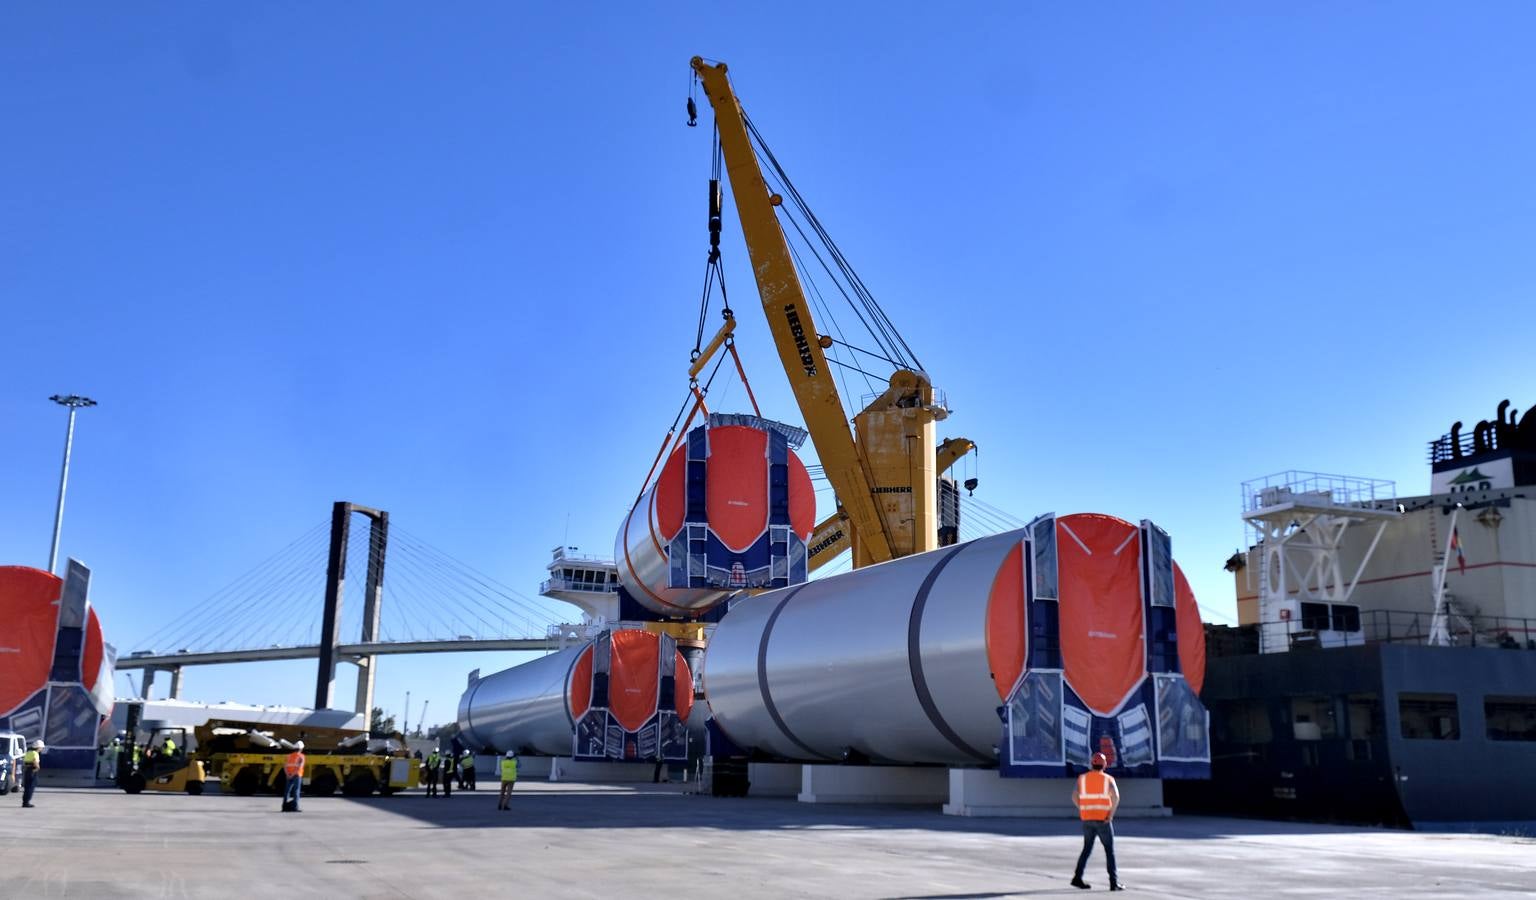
[4,3,1534,729]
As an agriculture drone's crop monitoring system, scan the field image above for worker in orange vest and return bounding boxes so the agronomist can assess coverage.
[1070,752,1122,891]
[282,741,306,813]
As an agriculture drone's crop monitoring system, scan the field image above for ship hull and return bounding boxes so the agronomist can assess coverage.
[1166,643,1536,829]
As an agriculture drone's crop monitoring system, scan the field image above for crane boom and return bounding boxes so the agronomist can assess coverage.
[692,57,894,565]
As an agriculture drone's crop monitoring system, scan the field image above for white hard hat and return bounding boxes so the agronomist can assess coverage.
[31,740,44,749]
[504,750,515,758]
[294,740,305,750]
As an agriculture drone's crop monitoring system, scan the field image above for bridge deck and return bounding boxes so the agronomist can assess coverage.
[116,637,563,669]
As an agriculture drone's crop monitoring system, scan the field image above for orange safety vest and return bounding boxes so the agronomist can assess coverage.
[1076,770,1115,821]
[284,751,305,779]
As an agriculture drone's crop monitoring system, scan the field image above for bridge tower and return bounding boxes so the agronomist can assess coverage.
[315,501,389,713]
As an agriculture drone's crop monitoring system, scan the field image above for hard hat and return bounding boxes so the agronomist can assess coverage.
[294,740,305,750]
[1091,752,1108,769]
[31,740,44,749]
[504,750,515,758]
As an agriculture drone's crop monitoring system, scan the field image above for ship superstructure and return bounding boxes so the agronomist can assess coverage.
[1169,399,1536,827]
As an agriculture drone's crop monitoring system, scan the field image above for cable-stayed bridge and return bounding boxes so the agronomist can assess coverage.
[115,502,583,714]
[114,490,1039,716]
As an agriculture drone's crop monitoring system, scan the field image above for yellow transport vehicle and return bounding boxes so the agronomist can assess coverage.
[195,720,419,797]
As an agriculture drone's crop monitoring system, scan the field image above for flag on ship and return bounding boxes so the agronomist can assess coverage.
[1450,526,1467,575]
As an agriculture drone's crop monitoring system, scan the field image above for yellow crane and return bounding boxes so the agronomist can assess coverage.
[691,58,972,569]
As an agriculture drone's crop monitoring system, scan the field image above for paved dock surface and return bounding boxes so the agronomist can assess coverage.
[0,782,1532,898]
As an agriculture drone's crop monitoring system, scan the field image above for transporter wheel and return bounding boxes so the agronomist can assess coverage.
[309,770,339,797]
[121,773,147,795]
[186,780,204,796]
[341,771,378,797]
[230,770,260,797]
[378,785,397,797]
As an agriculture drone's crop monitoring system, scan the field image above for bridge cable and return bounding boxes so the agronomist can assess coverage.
[389,528,566,628]
[132,518,330,652]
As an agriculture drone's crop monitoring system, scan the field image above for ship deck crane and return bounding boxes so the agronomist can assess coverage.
[691,57,973,569]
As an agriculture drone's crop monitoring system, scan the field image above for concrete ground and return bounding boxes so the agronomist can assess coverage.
[0,782,1532,899]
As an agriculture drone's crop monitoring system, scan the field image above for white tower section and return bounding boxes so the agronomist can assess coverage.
[1241,472,1399,653]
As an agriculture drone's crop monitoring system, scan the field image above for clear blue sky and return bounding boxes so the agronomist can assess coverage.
[4,3,1534,730]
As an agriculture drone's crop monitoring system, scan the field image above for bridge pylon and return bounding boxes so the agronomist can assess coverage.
[316,501,389,714]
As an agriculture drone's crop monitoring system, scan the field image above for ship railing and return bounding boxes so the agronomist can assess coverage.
[1240,470,1397,514]
[540,575,617,594]
[1356,608,1536,650]
[1226,609,1536,655]
[1428,427,1511,464]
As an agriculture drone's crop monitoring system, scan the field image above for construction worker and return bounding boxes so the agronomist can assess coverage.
[282,740,306,813]
[424,750,439,796]
[20,740,43,808]
[1070,752,1122,891]
[497,751,517,811]
[460,751,476,790]
[440,751,455,798]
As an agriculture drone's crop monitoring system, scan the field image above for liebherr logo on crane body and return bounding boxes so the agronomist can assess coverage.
[782,304,817,376]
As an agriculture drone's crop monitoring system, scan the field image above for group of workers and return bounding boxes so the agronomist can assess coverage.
[416,748,498,794]
[412,747,517,807]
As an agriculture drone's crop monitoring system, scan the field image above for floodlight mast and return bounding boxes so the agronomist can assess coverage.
[47,394,97,573]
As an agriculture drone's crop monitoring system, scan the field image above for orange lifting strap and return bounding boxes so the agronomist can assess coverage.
[633,316,763,504]
[726,338,762,418]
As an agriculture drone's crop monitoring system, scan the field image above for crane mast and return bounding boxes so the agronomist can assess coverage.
[691,57,951,567]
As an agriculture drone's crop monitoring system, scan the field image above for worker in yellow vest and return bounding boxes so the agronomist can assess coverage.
[497,750,518,811]
[461,751,476,791]
[1070,752,1122,891]
[282,741,306,813]
[20,740,43,808]
[425,751,440,797]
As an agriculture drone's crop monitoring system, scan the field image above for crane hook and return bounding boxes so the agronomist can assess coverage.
[686,97,698,127]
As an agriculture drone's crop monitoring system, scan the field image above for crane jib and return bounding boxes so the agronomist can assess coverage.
[782,304,817,376]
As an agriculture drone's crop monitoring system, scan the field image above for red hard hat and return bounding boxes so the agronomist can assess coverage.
[1091,752,1108,768]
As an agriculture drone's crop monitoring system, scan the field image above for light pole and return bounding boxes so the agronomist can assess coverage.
[48,394,97,573]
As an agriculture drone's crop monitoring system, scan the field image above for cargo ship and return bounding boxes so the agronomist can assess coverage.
[1166,399,1536,828]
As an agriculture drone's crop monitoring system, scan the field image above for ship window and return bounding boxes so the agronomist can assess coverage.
[1300,602,1331,631]
[1399,693,1460,740]
[1217,700,1273,745]
[1484,696,1536,742]
[1331,605,1361,633]
[1346,694,1382,739]
[1290,695,1337,740]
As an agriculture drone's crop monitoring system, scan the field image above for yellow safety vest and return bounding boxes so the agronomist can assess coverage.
[22,750,40,770]
[500,758,517,782]
[462,755,474,770]
[1076,771,1114,821]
